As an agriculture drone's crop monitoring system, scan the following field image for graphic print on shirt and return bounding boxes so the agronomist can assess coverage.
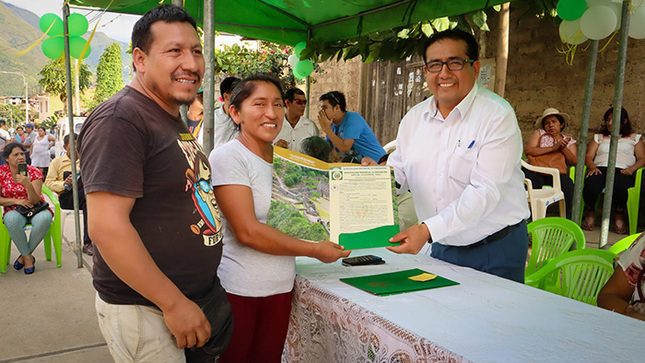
[177,134,223,246]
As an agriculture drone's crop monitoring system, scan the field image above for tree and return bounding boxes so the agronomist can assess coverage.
[214,41,322,88]
[87,42,124,111]
[38,58,92,104]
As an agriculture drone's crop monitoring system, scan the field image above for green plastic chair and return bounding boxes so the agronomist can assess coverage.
[0,186,62,274]
[608,233,641,255]
[571,165,644,235]
[525,249,616,306]
[526,217,586,278]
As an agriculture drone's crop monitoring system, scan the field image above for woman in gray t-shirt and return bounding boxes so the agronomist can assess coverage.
[210,74,350,362]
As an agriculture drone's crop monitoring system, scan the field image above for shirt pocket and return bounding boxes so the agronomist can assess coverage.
[448,147,477,186]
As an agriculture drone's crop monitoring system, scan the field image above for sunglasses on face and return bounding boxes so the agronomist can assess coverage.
[293,99,307,105]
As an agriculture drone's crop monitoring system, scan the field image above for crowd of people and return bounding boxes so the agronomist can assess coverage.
[523,105,645,234]
[3,3,643,363]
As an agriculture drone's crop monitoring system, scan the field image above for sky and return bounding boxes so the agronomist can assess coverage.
[4,0,140,43]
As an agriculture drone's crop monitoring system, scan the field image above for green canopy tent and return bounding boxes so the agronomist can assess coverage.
[70,0,509,45]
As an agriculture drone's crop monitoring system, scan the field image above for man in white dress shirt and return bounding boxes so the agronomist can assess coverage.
[383,29,530,283]
[274,88,319,153]
[213,76,241,149]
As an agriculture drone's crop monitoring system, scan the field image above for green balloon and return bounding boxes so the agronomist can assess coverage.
[41,36,64,59]
[294,60,314,77]
[68,13,89,36]
[70,36,91,59]
[557,0,587,21]
[293,67,306,79]
[294,41,307,58]
[39,13,64,36]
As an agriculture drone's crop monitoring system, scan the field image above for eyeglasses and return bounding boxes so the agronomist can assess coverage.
[324,92,341,106]
[293,99,307,105]
[425,58,475,73]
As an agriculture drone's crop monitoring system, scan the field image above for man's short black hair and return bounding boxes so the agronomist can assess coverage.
[319,91,346,112]
[63,133,77,147]
[422,29,479,64]
[285,88,305,102]
[0,120,5,127]
[220,76,241,96]
[131,5,197,71]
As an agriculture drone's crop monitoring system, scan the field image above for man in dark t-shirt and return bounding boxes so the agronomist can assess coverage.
[78,5,228,362]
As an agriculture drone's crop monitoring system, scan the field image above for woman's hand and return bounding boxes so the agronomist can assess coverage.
[13,198,33,208]
[14,173,32,187]
[621,167,636,176]
[586,167,602,177]
[312,241,350,263]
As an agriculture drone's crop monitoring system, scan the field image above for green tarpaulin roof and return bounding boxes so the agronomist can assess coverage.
[69,0,510,45]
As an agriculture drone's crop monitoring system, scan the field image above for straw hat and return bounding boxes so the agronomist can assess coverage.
[535,108,570,130]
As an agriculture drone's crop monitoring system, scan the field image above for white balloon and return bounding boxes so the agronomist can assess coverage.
[607,2,622,31]
[629,5,645,39]
[559,19,589,45]
[288,54,299,67]
[580,5,618,40]
[585,0,610,6]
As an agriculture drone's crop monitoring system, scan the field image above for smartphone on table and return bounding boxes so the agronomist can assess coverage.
[342,255,385,267]
[18,163,28,176]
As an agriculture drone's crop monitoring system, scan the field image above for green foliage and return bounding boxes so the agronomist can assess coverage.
[213,41,322,87]
[267,201,328,241]
[86,42,124,112]
[39,113,59,129]
[0,104,24,127]
[38,57,92,103]
[285,173,302,188]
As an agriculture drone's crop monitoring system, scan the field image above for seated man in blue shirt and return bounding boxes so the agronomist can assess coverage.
[318,91,386,162]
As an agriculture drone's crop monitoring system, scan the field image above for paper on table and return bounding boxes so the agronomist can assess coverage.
[340,268,459,296]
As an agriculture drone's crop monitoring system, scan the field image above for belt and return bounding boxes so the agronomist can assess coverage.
[461,221,523,249]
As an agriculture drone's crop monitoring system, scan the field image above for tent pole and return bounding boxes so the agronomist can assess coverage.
[203,0,215,155]
[599,0,631,249]
[572,40,598,225]
[63,3,83,268]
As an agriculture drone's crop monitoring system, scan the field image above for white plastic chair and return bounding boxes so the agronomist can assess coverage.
[522,160,566,221]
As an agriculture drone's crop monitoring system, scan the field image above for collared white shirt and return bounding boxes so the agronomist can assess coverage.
[387,84,529,247]
[214,107,240,149]
[274,115,320,154]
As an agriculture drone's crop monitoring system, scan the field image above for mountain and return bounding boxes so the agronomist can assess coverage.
[0,1,131,97]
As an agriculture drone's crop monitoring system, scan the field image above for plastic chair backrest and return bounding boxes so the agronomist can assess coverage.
[608,233,641,255]
[526,217,586,277]
[526,249,616,306]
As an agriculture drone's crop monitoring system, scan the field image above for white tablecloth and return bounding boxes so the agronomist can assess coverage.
[283,248,645,362]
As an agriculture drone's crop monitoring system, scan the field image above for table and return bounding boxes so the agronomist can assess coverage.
[282,248,645,362]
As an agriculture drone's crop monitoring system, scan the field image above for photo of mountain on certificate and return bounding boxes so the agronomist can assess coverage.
[269,147,398,246]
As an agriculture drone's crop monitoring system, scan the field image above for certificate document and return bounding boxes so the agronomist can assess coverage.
[270,146,398,246]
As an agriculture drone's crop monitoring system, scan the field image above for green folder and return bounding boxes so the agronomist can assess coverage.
[340,268,460,296]
[339,225,401,249]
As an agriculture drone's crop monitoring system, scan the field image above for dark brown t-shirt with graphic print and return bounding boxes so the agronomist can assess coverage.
[78,86,223,306]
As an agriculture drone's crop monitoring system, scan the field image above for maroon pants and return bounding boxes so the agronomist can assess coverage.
[219,290,293,363]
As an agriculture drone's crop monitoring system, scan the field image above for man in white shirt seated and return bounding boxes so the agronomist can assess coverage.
[274,88,319,153]
[213,76,241,149]
[378,29,530,283]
